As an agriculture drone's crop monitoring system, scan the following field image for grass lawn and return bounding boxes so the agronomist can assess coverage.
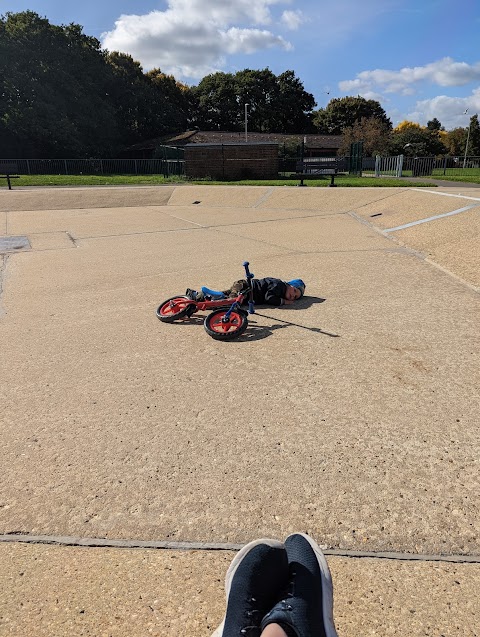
[0,173,438,188]
[0,174,186,187]
[430,174,480,184]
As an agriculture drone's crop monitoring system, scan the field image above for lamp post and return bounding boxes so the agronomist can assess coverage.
[244,103,249,142]
[463,109,471,169]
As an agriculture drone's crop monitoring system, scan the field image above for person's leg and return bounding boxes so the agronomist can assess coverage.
[261,624,289,637]
[187,279,247,302]
[222,279,247,298]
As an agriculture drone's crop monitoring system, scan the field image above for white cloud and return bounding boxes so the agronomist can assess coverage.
[281,10,304,30]
[101,0,293,79]
[407,88,480,128]
[338,58,480,128]
[339,57,480,95]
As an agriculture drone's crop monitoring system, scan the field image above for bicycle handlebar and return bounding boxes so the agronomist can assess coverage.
[243,261,254,280]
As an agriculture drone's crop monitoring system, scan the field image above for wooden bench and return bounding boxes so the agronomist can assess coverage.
[295,159,340,187]
[0,163,20,190]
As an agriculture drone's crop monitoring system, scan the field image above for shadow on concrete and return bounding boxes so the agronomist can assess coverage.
[156,297,339,341]
[243,315,339,342]
[238,297,339,341]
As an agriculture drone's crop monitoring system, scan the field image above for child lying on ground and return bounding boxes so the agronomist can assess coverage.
[186,277,305,307]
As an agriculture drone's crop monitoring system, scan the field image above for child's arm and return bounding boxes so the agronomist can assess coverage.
[264,279,288,306]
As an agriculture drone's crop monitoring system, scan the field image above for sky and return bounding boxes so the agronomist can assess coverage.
[2,0,480,130]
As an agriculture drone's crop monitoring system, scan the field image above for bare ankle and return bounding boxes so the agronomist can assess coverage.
[261,623,289,637]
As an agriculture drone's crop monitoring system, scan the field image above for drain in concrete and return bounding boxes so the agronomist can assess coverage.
[0,235,31,253]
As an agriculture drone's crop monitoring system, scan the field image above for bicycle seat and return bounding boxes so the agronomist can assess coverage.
[201,286,226,299]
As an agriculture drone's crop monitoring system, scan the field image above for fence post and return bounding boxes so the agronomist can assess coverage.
[396,154,404,178]
[100,159,103,174]
[64,159,68,175]
[375,155,381,177]
[26,159,31,175]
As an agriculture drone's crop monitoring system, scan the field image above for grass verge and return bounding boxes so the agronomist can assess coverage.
[0,174,186,187]
[0,174,438,188]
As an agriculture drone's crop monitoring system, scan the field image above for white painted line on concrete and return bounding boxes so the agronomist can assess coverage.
[1,534,480,563]
[412,188,480,202]
[163,212,207,227]
[253,187,275,208]
[384,204,479,233]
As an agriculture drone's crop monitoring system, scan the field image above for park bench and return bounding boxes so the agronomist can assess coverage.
[295,158,342,187]
[0,163,20,190]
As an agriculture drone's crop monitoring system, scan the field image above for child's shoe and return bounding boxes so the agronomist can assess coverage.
[185,288,198,300]
[211,539,288,637]
[260,533,338,637]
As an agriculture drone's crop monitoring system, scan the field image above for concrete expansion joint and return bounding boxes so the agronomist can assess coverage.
[66,231,78,247]
[0,253,9,317]
[1,534,480,564]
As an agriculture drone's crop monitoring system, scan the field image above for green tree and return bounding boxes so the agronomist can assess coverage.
[390,121,447,156]
[427,117,443,131]
[441,128,466,155]
[0,11,194,158]
[339,117,392,156]
[466,114,480,156]
[146,70,192,134]
[275,70,316,133]
[313,96,391,134]
[105,52,156,144]
[0,11,119,157]
[192,72,240,130]
[234,68,278,132]
[191,68,315,133]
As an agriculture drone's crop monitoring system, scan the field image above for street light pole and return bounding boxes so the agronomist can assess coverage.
[245,103,249,142]
[463,120,472,169]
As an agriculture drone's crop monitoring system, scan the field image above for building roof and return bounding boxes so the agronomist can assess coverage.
[125,130,343,151]
[167,130,343,149]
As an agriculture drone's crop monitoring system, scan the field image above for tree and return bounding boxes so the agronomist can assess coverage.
[312,96,391,134]
[0,11,119,157]
[427,117,443,131]
[466,114,480,156]
[146,70,191,133]
[0,12,195,157]
[234,68,279,132]
[192,72,240,130]
[338,117,392,157]
[274,70,315,133]
[390,121,447,156]
[191,68,315,133]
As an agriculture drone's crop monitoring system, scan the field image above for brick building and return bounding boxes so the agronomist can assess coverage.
[184,142,279,180]
[120,130,343,159]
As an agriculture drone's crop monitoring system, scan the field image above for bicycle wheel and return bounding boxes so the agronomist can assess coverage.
[204,308,248,340]
[156,296,194,322]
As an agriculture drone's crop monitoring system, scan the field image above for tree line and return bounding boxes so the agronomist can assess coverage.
[1,11,479,159]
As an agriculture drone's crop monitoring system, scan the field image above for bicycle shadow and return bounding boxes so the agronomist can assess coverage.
[236,296,340,342]
[156,296,339,342]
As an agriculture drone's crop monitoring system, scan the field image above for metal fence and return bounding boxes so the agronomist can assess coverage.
[278,155,351,176]
[364,155,480,178]
[3,154,479,180]
[0,158,185,176]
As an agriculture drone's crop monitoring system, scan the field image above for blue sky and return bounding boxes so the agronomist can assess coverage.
[3,0,480,129]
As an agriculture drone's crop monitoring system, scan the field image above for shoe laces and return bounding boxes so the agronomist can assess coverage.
[239,597,261,635]
[279,570,296,611]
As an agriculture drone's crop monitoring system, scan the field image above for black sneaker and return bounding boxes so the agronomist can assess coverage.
[260,533,338,637]
[211,539,288,637]
[185,288,198,301]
